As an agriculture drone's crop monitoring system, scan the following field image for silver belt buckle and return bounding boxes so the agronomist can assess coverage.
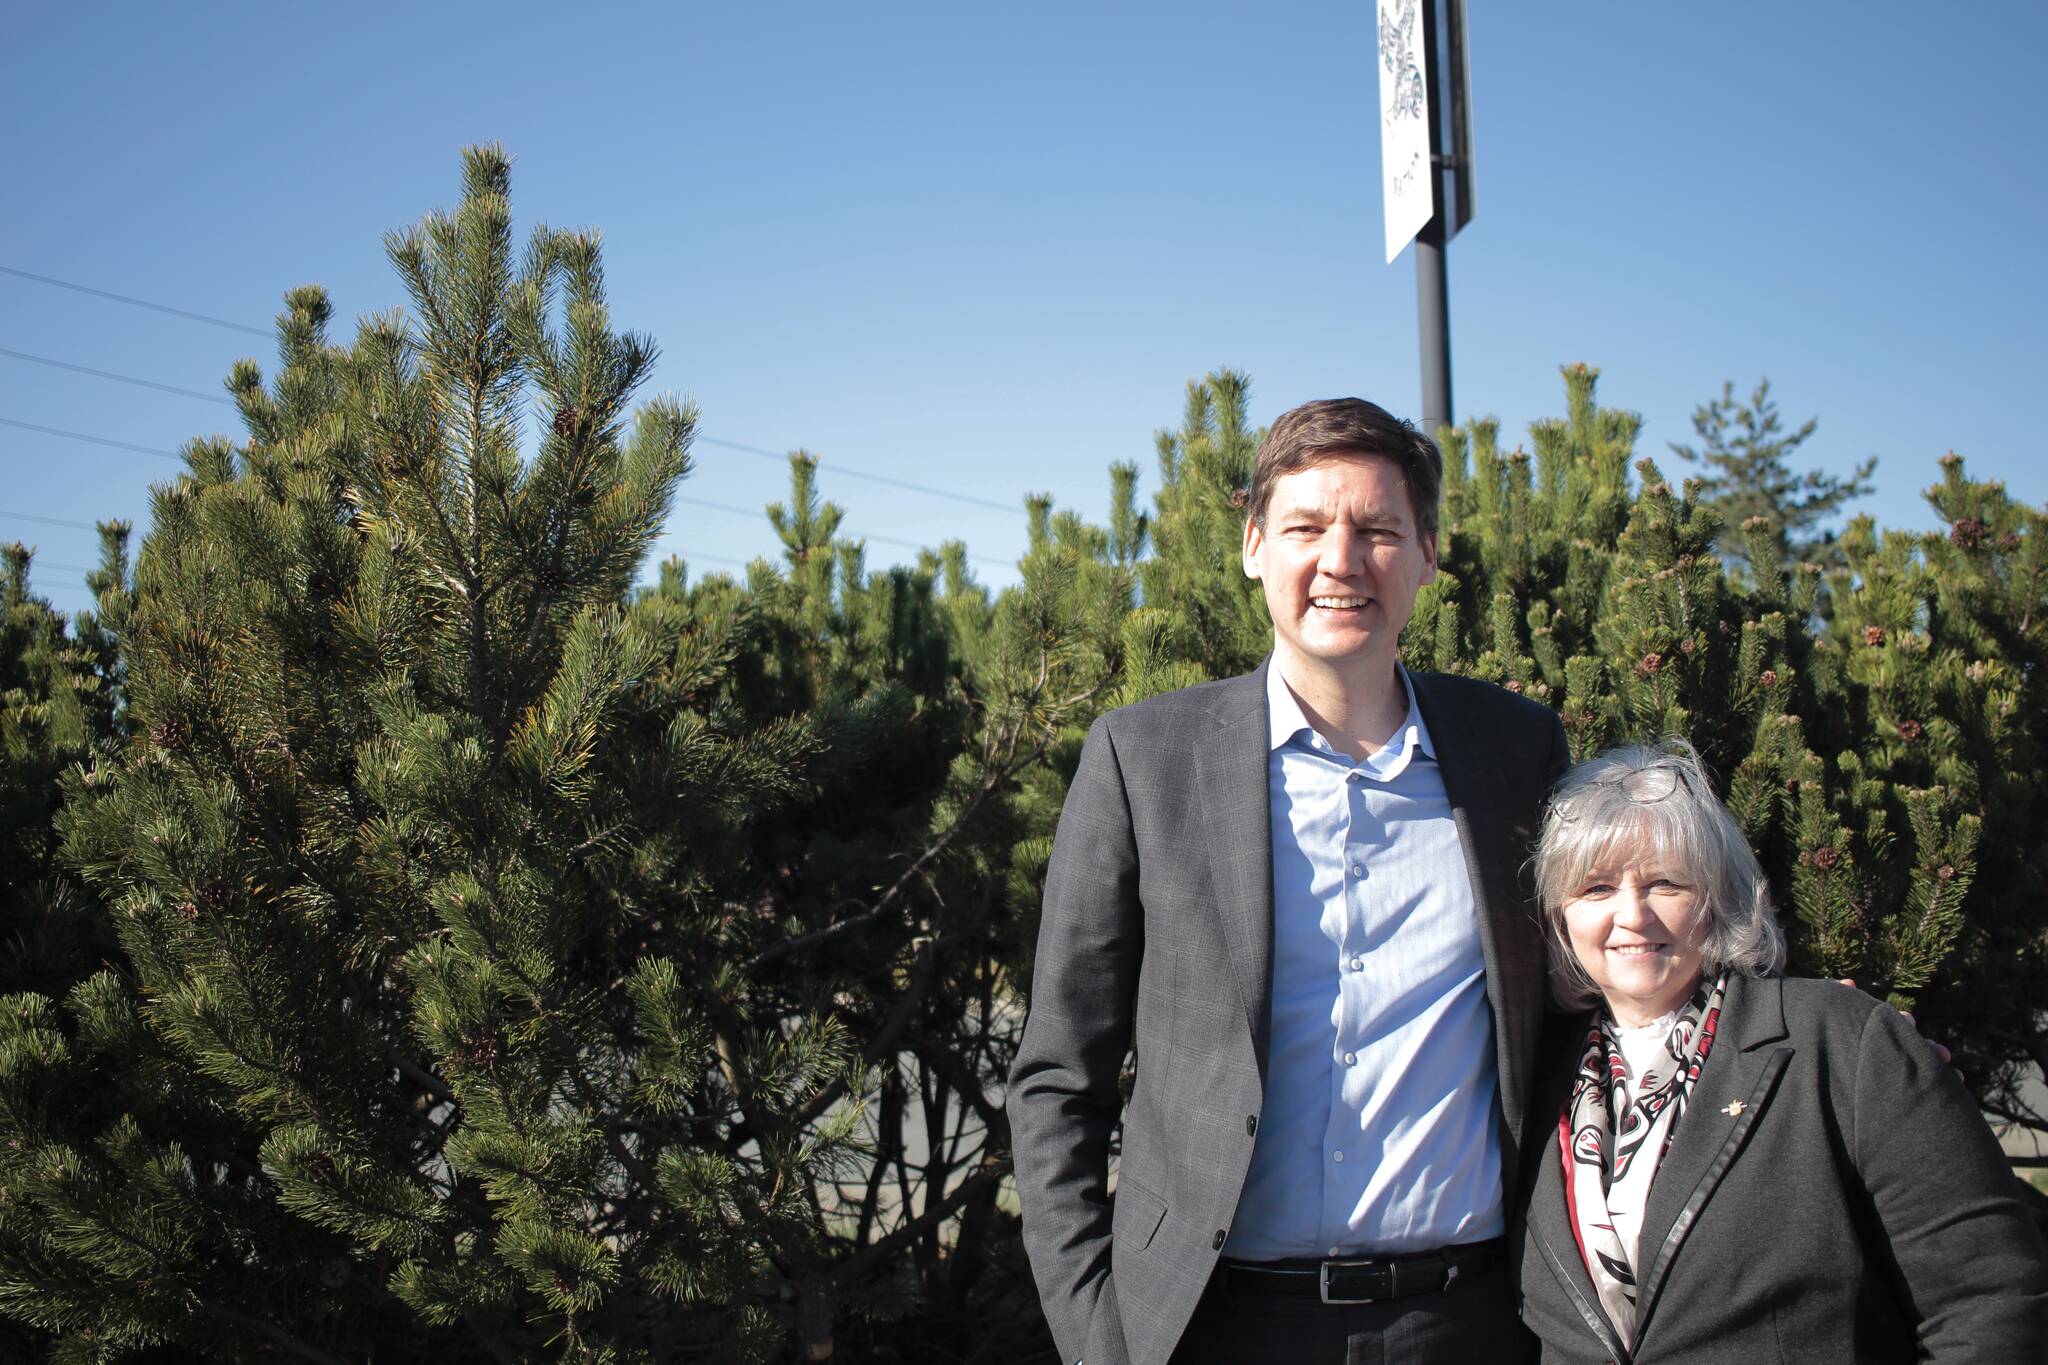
[1319,1258,1382,1305]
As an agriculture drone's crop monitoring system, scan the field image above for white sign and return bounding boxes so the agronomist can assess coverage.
[1378,0,1434,263]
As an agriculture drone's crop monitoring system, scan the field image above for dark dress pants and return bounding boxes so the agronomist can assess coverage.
[1167,1258,1531,1365]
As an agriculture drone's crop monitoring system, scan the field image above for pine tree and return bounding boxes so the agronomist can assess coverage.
[0,534,130,1365]
[1422,365,2045,1063]
[0,534,126,998]
[0,149,1133,1363]
[1669,377,1877,571]
[1136,371,1268,686]
[0,147,805,1360]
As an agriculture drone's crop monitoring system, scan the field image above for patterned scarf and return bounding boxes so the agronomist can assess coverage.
[1557,972,1726,1345]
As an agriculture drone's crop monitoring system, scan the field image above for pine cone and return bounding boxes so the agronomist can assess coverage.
[1949,517,1989,550]
[1228,487,1250,511]
[552,405,580,439]
[150,716,189,750]
[1897,719,1923,742]
[198,881,233,911]
[304,1150,336,1181]
[1862,626,1886,647]
[176,900,199,921]
[1812,846,1842,870]
[467,1035,500,1068]
[1760,669,1779,687]
[1936,864,1957,882]
[1634,652,1664,676]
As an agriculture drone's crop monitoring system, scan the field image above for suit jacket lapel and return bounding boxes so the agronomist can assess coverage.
[1526,1048,1635,1365]
[1197,665,1276,1079]
[1410,672,1541,1143]
[1629,974,1792,1346]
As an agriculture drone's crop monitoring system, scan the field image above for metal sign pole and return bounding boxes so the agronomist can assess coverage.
[1415,0,1453,440]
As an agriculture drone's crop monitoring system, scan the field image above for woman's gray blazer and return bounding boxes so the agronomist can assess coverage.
[1516,973,2048,1363]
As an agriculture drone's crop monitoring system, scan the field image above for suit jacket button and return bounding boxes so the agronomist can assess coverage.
[1245,1115,1257,1136]
[1212,1229,1226,1250]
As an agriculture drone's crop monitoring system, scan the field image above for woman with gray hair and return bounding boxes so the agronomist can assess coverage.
[1514,740,2046,1364]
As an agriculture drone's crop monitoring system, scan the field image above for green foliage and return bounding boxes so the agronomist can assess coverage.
[1427,368,2045,1087]
[1669,377,1877,571]
[1,157,2042,1362]
[1137,372,1268,686]
[0,148,1131,1363]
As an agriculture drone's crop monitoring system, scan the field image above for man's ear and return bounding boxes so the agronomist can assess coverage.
[1420,529,1439,583]
[1241,516,1264,580]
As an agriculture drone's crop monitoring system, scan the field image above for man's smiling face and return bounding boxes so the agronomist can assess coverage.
[1242,451,1438,681]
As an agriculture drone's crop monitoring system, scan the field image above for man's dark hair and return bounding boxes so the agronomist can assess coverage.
[1246,398,1443,539]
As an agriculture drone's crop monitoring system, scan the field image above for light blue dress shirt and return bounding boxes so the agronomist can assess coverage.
[1223,663,1504,1259]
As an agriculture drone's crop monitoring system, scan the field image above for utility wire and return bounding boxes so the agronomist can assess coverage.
[0,346,235,406]
[675,493,1012,568]
[695,436,1023,516]
[0,265,273,337]
[2,423,1020,567]
[0,417,183,460]
[0,508,105,533]
[1,418,1022,563]
[13,559,99,578]
[2,263,1029,518]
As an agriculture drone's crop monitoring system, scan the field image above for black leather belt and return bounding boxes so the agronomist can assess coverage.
[1214,1237,1504,1305]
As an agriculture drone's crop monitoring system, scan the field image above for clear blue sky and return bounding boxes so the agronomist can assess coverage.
[5,3,2044,611]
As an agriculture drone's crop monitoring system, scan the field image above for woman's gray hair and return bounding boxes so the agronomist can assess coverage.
[1533,738,1787,1011]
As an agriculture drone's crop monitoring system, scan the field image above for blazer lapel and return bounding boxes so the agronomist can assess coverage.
[1526,1057,1635,1365]
[1410,673,1541,1143]
[1628,974,1793,1347]
[1196,665,1276,1079]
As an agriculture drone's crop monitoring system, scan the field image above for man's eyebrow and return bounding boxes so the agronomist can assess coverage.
[1269,505,1410,529]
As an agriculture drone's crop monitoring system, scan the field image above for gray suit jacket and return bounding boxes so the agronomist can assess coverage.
[1516,975,2048,1364]
[1008,663,1569,1365]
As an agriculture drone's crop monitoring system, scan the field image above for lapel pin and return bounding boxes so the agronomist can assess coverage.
[1721,1100,1746,1117]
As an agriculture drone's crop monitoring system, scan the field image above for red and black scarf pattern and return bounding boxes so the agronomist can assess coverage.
[1557,972,1726,1344]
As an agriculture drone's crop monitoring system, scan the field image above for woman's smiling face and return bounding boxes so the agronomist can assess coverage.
[1562,855,1707,1027]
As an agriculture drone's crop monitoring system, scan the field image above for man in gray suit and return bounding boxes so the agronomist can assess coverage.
[1009,398,1568,1365]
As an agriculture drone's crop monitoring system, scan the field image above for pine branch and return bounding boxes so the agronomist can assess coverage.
[206,1304,357,1365]
[823,1161,1004,1287]
[744,664,1105,972]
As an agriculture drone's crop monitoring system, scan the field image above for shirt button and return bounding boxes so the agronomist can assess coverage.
[1328,1246,1343,1257]
[1213,1229,1227,1250]
[1343,1052,1357,1066]
[1246,1115,1258,1135]
[1332,1150,1345,1163]
[1350,864,1365,878]
[1349,957,1364,971]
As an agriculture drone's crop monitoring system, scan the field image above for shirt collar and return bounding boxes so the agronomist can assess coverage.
[1265,660,1436,769]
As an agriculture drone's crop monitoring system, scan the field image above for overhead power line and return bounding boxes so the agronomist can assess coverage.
[15,559,99,577]
[2,263,1030,519]
[0,265,273,337]
[2,418,1019,558]
[0,346,235,406]
[0,417,183,460]
[0,508,105,532]
[695,436,1023,516]
[675,494,1012,568]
